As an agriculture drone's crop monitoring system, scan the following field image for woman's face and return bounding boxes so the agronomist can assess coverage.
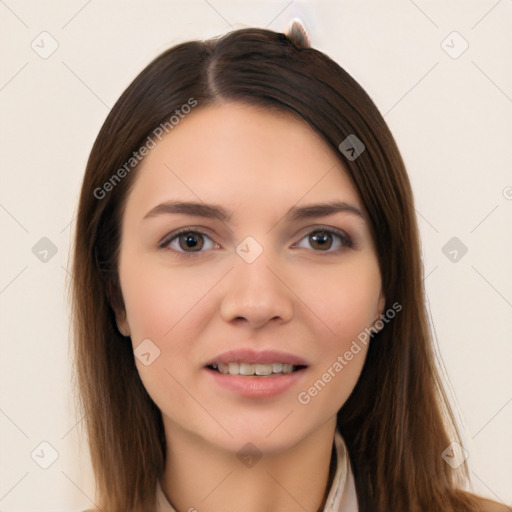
[116,102,385,453]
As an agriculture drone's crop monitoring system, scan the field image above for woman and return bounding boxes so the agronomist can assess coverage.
[72,22,510,512]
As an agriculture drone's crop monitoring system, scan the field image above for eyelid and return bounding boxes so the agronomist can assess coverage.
[159,224,354,255]
[292,225,354,250]
[158,226,218,252]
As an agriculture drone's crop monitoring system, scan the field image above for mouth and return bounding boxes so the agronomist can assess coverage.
[203,349,309,397]
[205,362,308,376]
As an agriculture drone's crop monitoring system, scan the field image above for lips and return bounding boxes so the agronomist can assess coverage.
[204,348,309,367]
[209,362,300,376]
[203,349,309,397]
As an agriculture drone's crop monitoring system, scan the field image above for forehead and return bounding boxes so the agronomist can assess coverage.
[124,102,361,218]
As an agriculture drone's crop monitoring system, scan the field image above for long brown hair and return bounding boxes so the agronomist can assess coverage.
[71,26,483,511]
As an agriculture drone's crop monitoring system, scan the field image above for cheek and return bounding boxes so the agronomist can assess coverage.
[300,256,382,347]
[119,259,215,341]
[118,260,221,404]
[118,263,205,412]
[292,257,380,412]
[121,273,169,341]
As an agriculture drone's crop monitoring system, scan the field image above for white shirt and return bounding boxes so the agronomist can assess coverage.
[155,429,359,512]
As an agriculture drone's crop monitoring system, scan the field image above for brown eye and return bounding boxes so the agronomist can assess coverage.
[178,232,205,252]
[309,230,334,251]
[294,227,353,253]
[160,229,218,255]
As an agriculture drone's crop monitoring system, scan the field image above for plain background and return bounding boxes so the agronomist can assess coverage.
[1,0,511,510]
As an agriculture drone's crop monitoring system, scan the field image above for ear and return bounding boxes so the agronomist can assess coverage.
[115,312,131,337]
[372,290,386,329]
[376,291,386,318]
[106,276,131,337]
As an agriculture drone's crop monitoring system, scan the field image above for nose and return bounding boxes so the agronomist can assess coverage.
[219,246,294,330]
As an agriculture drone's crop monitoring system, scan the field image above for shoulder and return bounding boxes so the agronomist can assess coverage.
[470,493,512,512]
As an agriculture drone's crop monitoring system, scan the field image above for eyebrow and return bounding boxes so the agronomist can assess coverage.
[143,200,364,224]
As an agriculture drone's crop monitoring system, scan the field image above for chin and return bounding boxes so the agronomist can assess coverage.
[197,414,323,456]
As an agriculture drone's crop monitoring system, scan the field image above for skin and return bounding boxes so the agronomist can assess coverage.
[115,102,386,512]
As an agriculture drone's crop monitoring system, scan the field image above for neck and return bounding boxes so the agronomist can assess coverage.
[160,417,338,512]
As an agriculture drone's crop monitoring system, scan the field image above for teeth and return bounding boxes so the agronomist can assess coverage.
[272,363,283,373]
[255,364,272,376]
[239,363,255,376]
[210,362,299,376]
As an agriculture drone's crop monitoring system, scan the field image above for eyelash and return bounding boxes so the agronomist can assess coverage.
[159,226,354,257]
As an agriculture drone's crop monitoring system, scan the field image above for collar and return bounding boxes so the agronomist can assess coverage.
[155,428,358,512]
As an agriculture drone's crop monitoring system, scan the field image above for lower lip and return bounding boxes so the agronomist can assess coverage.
[204,367,307,398]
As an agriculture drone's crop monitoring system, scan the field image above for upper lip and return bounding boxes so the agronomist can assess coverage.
[204,349,309,367]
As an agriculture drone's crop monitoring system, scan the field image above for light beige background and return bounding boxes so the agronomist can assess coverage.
[1,0,511,510]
